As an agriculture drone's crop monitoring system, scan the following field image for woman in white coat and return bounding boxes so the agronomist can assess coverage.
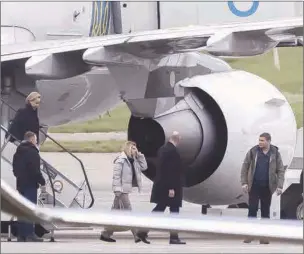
[99,140,148,243]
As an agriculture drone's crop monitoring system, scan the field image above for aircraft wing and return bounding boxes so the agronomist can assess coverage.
[1,179,303,244]
[2,17,302,63]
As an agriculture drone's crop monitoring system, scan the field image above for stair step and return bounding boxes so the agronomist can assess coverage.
[1,124,94,223]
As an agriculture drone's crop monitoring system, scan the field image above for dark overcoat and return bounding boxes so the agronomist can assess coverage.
[150,142,183,207]
[7,104,40,143]
[12,141,45,191]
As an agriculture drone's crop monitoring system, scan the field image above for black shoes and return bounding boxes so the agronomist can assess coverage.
[259,239,270,244]
[99,233,151,244]
[169,239,186,245]
[99,235,116,242]
[136,233,151,244]
[243,239,270,244]
[243,238,253,243]
[99,233,186,245]
[135,238,141,243]
[140,237,151,244]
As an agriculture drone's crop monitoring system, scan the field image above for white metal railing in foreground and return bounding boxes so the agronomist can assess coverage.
[1,179,303,244]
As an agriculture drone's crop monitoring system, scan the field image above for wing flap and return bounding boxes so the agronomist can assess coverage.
[1,17,303,63]
[25,51,91,79]
[206,29,279,57]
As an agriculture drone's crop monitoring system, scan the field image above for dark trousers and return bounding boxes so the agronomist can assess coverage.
[139,203,180,240]
[248,182,272,218]
[153,203,180,240]
[17,186,37,238]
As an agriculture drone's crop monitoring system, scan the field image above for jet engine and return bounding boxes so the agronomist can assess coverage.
[128,70,297,206]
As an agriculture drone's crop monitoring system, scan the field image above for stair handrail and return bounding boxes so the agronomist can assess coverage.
[0,125,56,208]
[0,99,95,209]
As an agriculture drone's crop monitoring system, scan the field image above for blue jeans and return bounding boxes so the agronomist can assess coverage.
[17,187,37,238]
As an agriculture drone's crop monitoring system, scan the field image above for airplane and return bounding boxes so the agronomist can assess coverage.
[1,1,303,238]
[1,178,303,243]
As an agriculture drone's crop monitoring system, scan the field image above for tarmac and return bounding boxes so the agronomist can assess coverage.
[1,152,303,253]
[1,237,302,253]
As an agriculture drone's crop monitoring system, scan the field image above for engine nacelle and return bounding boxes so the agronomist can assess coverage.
[128,70,297,206]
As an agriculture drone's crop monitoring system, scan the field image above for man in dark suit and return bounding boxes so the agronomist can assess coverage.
[137,131,186,245]
[13,131,46,242]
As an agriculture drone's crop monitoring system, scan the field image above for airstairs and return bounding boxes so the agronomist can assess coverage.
[0,99,95,241]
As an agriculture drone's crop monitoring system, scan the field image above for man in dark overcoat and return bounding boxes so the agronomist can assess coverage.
[137,131,186,245]
[13,131,46,242]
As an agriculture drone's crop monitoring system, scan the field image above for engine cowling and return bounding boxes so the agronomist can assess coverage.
[128,70,297,205]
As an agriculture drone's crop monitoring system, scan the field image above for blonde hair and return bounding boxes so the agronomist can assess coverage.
[122,141,136,157]
[25,92,41,104]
